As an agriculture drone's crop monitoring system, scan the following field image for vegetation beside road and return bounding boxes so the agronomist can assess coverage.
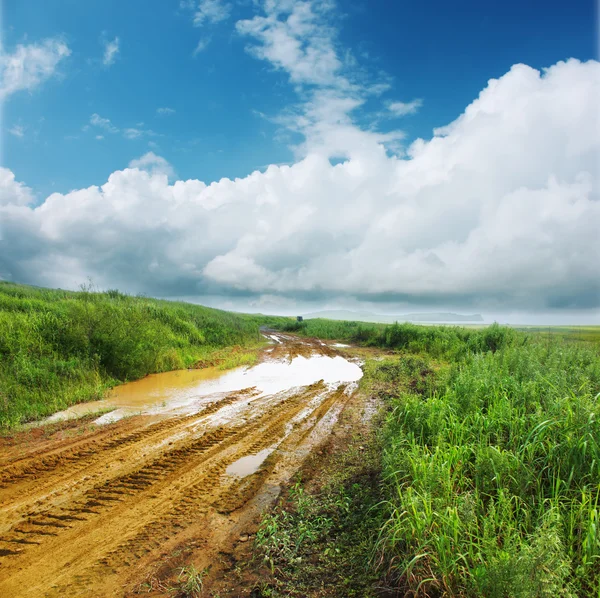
[0,282,287,428]
[2,281,598,595]
[256,321,600,597]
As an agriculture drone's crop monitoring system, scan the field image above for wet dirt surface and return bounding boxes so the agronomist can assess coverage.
[0,334,363,597]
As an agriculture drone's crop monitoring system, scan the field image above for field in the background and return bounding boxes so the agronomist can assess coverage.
[514,325,600,344]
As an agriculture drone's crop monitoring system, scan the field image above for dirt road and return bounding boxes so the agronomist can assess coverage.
[0,335,362,596]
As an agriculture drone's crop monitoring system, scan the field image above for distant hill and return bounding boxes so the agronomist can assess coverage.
[303,310,484,324]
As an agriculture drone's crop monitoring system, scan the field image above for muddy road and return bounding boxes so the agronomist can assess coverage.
[0,334,363,596]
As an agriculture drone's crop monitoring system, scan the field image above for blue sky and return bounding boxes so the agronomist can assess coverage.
[3,0,596,199]
[1,0,599,322]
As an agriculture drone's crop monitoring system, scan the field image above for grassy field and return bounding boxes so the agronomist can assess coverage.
[0,282,289,428]
[514,325,600,344]
[261,319,600,597]
[2,283,598,594]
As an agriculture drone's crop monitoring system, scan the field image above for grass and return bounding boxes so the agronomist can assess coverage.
[0,281,287,428]
[369,341,600,596]
[514,325,600,345]
[256,321,600,597]
[277,318,522,359]
[169,564,208,597]
[253,440,384,597]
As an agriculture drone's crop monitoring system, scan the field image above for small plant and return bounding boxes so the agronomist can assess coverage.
[170,564,207,597]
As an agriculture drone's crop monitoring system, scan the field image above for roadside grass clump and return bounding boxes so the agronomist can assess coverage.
[0,281,282,428]
[374,340,600,596]
[169,564,207,597]
[254,441,384,597]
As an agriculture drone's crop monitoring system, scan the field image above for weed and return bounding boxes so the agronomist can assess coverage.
[169,564,208,597]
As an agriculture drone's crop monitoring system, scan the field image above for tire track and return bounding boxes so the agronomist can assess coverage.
[0,385,321,561]
[0,335,362,597]
[0,391,256,491]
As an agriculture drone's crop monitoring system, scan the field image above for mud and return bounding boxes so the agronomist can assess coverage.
[0,334,363,597]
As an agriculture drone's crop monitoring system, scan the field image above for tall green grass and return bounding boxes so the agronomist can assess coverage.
[278,318,520,359]
[0,282,277,428]
[371,340,600,596]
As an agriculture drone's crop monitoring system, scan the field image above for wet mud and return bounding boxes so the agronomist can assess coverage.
[0,334,363,597]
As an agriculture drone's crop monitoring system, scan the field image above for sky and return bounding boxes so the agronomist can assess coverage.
[0,0,599,324]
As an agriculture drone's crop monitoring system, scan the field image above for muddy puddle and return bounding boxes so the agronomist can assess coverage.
[46,337,362,425]
[226,447,274,478]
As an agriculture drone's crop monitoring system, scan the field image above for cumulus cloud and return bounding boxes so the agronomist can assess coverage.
[0,168,34,207]
[387,99,423,116]
[128,152,176,179]
[156,107,176,115]
[236,0,344,87]
[102,37,120,66]
[0,37,70,99]
[0,60,599,312]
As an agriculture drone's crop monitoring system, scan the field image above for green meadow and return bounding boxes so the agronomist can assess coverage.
[0,281,289,428]
[264,319,600,596]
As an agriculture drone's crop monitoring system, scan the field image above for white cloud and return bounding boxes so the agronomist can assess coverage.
[0,37,70,99]
[89,113,119,133]
[1,60,598,312]
[388,99,423,116]
[8,125,25,138]
[0,168,34,207]
[128,152,176,179]
[236,1,344,88]
[87,114,155,140]
[123,128,143,139]
[102,37,120,67]
[193,38,211,55]
[192,0,231,26]
[95,135,104,140]
[156,107,176,115]
[237,1,402,160]
[123,127,157,140]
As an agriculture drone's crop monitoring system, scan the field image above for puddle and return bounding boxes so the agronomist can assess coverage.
[45,346,363,425]
[226,447,274,478]
[44,366,230,424]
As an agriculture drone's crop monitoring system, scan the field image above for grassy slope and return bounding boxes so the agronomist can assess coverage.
[258,320,600,597]
[0,282,289,428]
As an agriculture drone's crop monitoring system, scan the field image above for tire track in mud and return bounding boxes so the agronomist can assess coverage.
[0,390,256,491]
[71,384,353,596]
[0,336,362,597]
[0,386,298,556]
[0,382,345,595]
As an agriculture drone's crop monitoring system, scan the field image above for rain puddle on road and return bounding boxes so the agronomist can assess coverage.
[45,346,363,425]
[226,447,275,478]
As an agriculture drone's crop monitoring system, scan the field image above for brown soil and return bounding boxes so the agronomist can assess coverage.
[0,335,366,597]
[205,382,382,597]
